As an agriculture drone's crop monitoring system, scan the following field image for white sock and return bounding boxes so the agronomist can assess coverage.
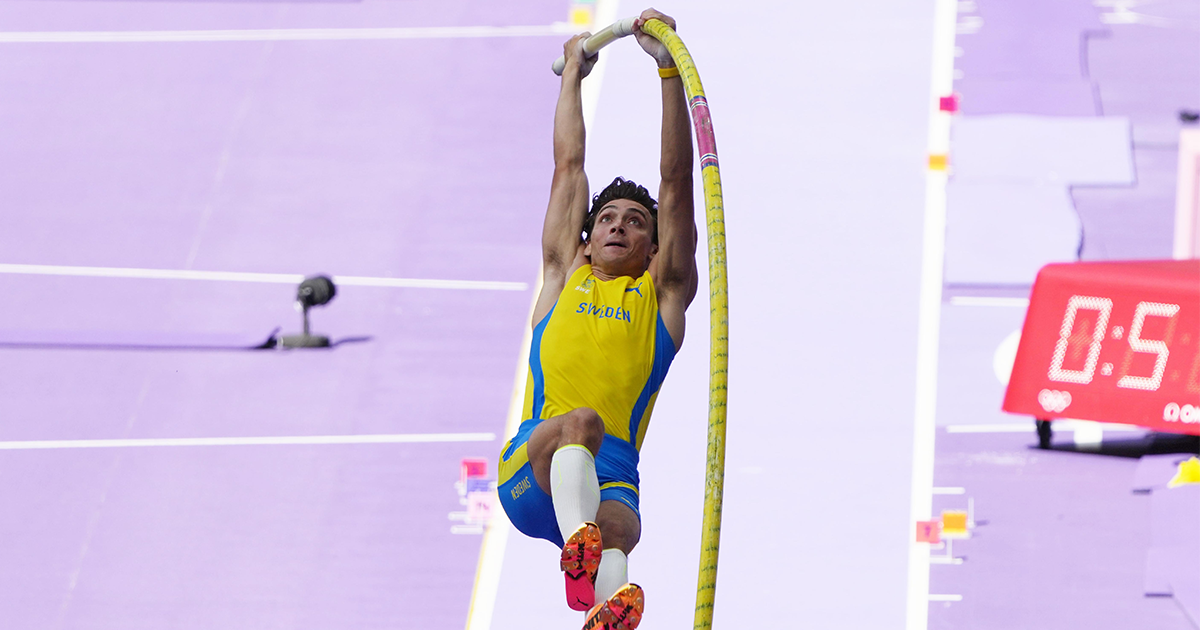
[595,548,628,602]
[550,445,601,543]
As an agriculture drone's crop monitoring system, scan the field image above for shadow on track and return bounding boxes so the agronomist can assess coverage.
[1035,432,1200,459]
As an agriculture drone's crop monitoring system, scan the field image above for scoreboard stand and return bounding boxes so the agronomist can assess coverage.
[1035,418,1052,450]
[1004,261,1200,442]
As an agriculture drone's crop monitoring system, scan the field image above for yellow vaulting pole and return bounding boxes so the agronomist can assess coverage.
[640,18,728,630]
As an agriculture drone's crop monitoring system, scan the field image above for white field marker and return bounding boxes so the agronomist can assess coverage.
[0,263,527,291]
[907,0,959,628]
[0,24,581,44]
[0,433,496,450]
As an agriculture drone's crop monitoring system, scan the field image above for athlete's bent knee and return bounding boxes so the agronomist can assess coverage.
[597,510,640,554]
[561,407,604,453]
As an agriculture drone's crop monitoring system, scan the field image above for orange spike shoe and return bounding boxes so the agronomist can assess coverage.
[561,522,603,611]
[582,583,644,630]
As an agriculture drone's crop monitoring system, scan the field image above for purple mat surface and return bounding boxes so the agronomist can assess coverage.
[928,431,1196,630]
[0,0,562,31]
[1146,484,1200,624]
[957,78,1098,117]
[1073,16,1200,262]
[944,116,1133,284]
[0,443,494,629]
[936,303,1026,427]
[1133,454,1195,493]
[0,0,560,626]
[945,182,1081,285]
[0,38,554,281]
[954,0,1103,85]
[1087,25,1200,145]
[1073,147,1181,260]
[950,1,1190,275]
[951,116,1134,185]
[943,11,1196,627]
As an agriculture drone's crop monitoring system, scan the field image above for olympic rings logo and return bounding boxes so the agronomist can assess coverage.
[1037,389,1072,413]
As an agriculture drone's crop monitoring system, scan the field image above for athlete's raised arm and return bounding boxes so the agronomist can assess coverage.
[536,34,594,324]
[637,9,697,348]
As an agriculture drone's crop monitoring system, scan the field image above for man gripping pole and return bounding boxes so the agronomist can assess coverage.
[495,8,697,630]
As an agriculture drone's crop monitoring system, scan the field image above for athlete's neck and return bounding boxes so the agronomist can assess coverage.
[588,264,645,282]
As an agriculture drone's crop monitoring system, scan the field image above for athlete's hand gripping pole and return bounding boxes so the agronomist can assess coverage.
[550,16,637,77]
[638,17,729,630]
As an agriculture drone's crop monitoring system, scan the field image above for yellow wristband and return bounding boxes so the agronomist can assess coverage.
[658,65,680,79]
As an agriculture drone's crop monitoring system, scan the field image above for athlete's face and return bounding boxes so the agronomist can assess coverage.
[585,199,657,277]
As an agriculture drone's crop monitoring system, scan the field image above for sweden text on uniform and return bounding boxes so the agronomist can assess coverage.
[575,302,633,323]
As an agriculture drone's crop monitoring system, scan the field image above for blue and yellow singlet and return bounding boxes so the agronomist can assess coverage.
[523,264,677,450]
[496,264,676,544]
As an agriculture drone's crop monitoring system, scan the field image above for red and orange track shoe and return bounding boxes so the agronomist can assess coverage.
[561,522,603,611]
[582,583,644,630]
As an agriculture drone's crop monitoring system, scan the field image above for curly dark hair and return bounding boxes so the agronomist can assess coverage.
[582,177,658,245]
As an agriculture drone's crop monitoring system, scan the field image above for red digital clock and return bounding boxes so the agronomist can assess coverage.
[1003,260,1200,443]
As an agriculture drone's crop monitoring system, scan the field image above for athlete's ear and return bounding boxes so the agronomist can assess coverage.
[584,239,593,258]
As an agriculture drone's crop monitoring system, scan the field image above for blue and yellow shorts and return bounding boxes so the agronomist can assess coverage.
[497,418,641,548]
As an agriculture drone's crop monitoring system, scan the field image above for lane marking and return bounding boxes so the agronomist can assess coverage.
[0,263,528,291]
[928,594,963,602]
[0,24,579,44]
[0,432,496,450]
[949,296,1030,308]
[931,487,965,495]
[907,0,959,629]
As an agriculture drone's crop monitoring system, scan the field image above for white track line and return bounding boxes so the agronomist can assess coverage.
[0,263,527,291]
[0,432,496,450]
[948,296,1029,308]
[0,24,579,44]
[928,594,963,602]
[907,0,959,629]
[931,487,965,495]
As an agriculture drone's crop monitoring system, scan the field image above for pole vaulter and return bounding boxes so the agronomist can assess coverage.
[496,8,727,630]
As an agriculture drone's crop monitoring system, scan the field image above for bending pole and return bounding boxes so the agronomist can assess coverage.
[640,18,729,630]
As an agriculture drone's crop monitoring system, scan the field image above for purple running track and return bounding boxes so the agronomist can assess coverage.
[0,0,564,627]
